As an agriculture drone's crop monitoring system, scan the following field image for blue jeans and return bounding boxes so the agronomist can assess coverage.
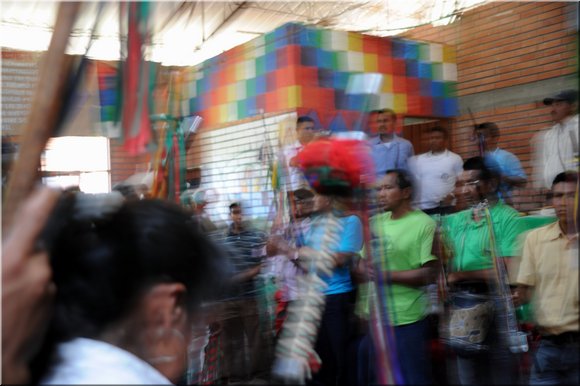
[530,338,580,385]
[310,292,354,386]
[357,334,375,386]
[394,317,432,385]
[357,317,432,385]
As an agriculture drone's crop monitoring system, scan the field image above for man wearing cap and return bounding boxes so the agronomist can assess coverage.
[182,188,217,233]
[185,166,202,190]
[474,122,527,203]
[533,89,578,189]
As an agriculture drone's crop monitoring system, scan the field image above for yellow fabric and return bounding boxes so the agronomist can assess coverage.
[517,221,579,335]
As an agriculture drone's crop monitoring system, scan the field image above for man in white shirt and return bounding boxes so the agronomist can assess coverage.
[409,126,463,215]
[279,116,317,192]
[533,89,579,189]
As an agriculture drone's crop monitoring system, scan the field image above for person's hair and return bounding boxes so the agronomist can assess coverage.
[372,108,397,120]
[112,183,139,200]
[30,198,224,382]
[552,171,579,187]
[463,156,499,182]
[229,202,241,212]
[293,188,315,201]
[385,169,413,191]
[430,126,448,138]
[297,116,314,125]
[476,122,500,138]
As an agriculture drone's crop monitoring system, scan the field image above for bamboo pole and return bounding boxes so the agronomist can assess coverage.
[2,2,81,234]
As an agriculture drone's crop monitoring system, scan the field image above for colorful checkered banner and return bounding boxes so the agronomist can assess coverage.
[180,22,458,129]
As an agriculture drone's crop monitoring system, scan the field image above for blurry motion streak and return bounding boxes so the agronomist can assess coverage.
[468,107,485,157]
[273,137,377,383]
[271,213,341,384]
[481,201,528,354]
[3,2,80,233]
[365,214,405,385]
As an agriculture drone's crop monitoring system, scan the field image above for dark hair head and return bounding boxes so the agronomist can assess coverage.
[229,202,241,212]
[293,188,315,201]
[297,116,314,125]
[31,198,224,381]
[552,171,579,187]
[385,169,414,191]
[372,108,397,120]
[476,122,500,138]
[112,183,139,200]
[463,156,499,182]
[430,126,448,138]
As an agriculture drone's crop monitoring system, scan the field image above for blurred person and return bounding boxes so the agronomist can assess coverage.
[112,183,142,201]
[181,188,217,233]
[515,171,579,385]
[291,192,363,386]
[533,89,579,189]
[219,202,271,383]
[266,188,315,336]
[2,187,60,384]
[27,196,224,384]
[409,126,463,215]
[178,188,218,383]
[368,108,414,176]
[358,169,438,385]
[2,136,19,196]
[272,138,371,385]
[474,122,527,203]
[185,166,202,190]
[280,116,318,193]
[441,156,524,385]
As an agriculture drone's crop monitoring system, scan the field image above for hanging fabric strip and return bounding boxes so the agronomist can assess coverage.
[173,72,187,199]
[122,1,152,155]
[166,128,175,201]
[173,133,181,204]
[151,124,168,199]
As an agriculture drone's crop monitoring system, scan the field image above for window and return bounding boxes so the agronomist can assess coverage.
[41,136,110,193]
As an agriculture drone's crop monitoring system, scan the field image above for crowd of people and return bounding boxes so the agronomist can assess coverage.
[2,89,578,386]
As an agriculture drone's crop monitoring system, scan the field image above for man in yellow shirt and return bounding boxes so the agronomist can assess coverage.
[515,171,579,385]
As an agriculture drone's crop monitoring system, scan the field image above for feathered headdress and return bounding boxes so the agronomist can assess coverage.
[296,138,375,196]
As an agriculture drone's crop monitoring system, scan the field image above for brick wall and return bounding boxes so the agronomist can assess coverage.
[401,1,578,212]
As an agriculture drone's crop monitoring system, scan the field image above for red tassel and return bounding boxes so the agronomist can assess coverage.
[296,138,375,193]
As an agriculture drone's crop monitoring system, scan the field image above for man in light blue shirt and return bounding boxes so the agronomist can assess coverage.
[368,109,414,176]
[475,122,527,203]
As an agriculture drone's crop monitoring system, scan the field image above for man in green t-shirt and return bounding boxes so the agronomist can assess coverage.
[441,156,522,385]
[358,169,438,385]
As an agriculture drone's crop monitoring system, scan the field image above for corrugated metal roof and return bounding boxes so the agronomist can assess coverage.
[1,1,487,65]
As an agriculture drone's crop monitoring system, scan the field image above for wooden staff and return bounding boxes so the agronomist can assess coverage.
[2,2,81,233]
[468,108,485,157]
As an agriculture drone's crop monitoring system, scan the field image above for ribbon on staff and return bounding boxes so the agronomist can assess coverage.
[481,201,528,354]
[369,217,407,385]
